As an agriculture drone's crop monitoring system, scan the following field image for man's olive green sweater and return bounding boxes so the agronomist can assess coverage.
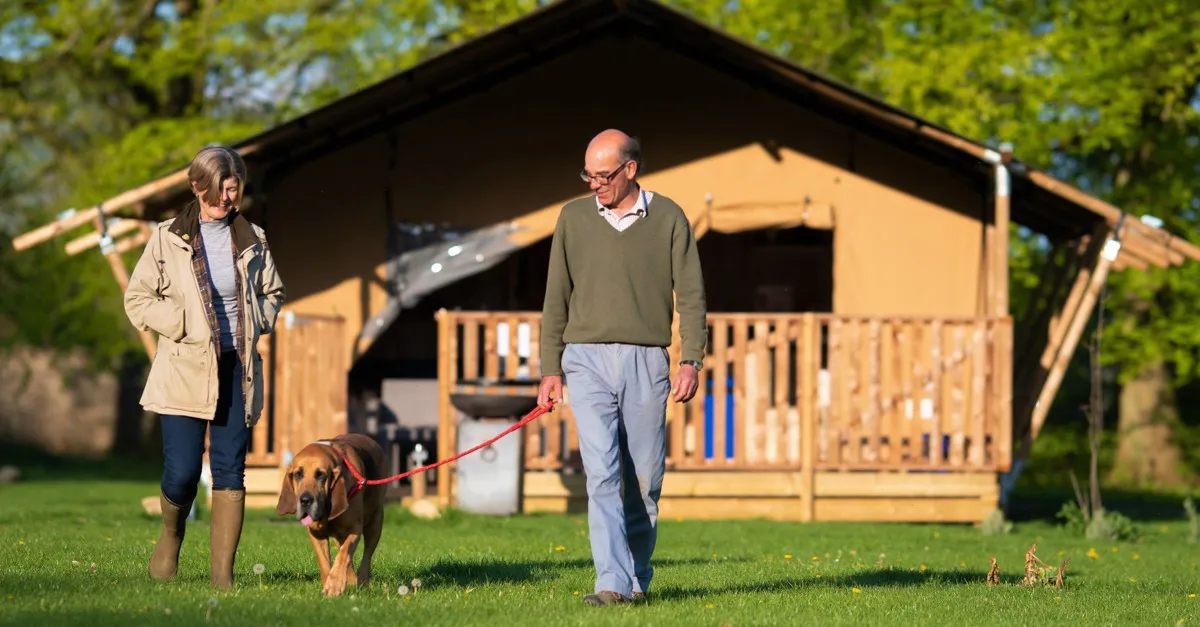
[539,192,707,376]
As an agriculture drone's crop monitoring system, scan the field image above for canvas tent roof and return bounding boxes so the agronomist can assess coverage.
[14,0,1200,274]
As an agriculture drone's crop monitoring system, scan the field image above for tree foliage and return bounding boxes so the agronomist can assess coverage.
[3,0,1200,477]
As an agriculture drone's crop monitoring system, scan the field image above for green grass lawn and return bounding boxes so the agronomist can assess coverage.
[1,468,1197,626]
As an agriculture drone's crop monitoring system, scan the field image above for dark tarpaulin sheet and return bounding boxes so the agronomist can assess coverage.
[359,221,524,344]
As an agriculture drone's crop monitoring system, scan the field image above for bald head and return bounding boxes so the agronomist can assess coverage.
[587,129,640,169]
[583,129,642,209]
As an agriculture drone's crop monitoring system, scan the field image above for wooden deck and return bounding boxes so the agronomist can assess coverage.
[437,310,1013,522]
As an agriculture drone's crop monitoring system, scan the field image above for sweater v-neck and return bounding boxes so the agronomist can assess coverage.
[593,194,656,236]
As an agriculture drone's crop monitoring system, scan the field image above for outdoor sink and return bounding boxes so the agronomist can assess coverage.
[450,392,539,419]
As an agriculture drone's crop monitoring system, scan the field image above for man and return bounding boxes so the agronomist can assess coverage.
[538,129,707,607]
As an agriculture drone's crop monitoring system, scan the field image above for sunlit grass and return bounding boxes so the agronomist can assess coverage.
[1,477,1197,626]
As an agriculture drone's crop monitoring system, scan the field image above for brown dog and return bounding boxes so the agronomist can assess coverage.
[275,433,387,597]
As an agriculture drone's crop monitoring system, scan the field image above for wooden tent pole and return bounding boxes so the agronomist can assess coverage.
[1026,215,1126,441]
[92,215,157,361]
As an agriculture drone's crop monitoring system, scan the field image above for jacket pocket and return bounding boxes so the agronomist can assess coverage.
[165,342,212,411]
[248,352,265,425]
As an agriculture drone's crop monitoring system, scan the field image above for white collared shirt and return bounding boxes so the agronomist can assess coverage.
[596,188,654,232]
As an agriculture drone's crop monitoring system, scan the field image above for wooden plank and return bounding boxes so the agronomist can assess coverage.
[527,317,541,377]
[799,314,817,522]
[524,469,807,498]
[436,310,453,507]
[504,315,520,381]
[772,319,789,465]
[994,162,1010,316]
[968,322,987,467]
[846,319,861,465]
[827,319,842,464]
[483,321,499,381]
[814,471,998,498]
[813,497,994,523]
[242,467,284,494]
[521,495,811,521]
[866,318,882,462]
[1030,222,1124,440]
[949,325,967,466]
[996,318,1013,470]
[462,320,479,381]
[709,321,728,465]
[929,320,943,466]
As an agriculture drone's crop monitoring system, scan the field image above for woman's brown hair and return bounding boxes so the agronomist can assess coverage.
[188,145,247,207]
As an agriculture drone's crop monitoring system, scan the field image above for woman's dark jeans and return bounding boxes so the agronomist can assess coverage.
[159,350,249,506]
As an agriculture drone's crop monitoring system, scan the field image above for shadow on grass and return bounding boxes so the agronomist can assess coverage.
[412,556,751,589]
[652,568,1041,601]
[1007,485,1193,523]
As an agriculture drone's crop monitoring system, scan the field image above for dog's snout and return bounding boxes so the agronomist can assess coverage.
[299,492,314,507]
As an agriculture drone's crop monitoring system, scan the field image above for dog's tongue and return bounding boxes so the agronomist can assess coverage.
[300,515,313,527]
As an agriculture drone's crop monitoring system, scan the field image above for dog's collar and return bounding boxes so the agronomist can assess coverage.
[332,447,368,501]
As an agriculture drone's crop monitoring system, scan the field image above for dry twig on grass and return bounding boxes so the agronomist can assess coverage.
[1019,543,1068,588]
[1054,559,1070,588]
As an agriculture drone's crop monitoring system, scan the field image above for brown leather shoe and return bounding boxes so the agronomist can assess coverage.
[582,590,631,606]
[148,492,189,581]
[209,488,245,589]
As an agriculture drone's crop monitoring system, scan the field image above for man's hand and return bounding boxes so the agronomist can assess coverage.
[538,375,563,409]
[671,363,699,403]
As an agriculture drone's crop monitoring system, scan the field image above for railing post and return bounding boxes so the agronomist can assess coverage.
[435,309,453,508]
[799,313,817,522]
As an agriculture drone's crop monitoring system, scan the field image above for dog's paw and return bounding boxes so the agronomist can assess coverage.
[322,574,347,597]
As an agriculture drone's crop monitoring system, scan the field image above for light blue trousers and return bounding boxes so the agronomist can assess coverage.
[562,342,671,597]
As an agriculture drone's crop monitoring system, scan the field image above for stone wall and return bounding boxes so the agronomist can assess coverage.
[0,347,154,458]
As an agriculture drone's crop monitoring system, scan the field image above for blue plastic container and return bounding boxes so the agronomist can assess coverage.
[703,376,736,459]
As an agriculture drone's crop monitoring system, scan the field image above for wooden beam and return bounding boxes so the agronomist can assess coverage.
[65,219,145,256]
[435,309,454,508]
[1027,217,1126,440]
[11,143,260,252]
[993,160,1010,316]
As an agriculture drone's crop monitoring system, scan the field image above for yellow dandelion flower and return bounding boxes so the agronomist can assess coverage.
[554,545,565,552]
[919,564,928,572]
[573,591,580,596]
[1189,593,1196,599]
[706,603,714,609]
[1132,553,1141,561]
[1087,548,1099,559]
[1129,578,1137,583]
[852,588,861,594]
[811,556,819,561]
[784,554,793,560]
[1111,546,1119,553]
[17,540,24,546]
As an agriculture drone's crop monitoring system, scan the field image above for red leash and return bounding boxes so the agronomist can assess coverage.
[336,400,557,500]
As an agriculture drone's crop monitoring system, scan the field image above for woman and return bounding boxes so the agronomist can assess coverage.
[124,145,286,589]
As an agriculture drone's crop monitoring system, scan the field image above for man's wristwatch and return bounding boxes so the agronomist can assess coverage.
[680,359,703,372]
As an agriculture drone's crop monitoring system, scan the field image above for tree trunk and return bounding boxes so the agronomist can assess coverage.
[1109,361,1186,488]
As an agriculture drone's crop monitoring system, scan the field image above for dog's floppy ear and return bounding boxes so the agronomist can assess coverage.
[328,466,350,521]
[275,465,297,516]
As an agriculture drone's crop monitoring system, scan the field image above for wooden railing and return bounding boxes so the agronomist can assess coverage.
[243,312,348,467]
[436,310,1012,479]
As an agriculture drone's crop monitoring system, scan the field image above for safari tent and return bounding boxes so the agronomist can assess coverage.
[15,0,1200,521]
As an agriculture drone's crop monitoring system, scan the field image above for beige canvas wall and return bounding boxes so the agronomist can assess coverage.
[266,32,988,358]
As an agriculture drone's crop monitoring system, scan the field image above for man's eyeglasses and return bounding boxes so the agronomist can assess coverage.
[580,161,630,184]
